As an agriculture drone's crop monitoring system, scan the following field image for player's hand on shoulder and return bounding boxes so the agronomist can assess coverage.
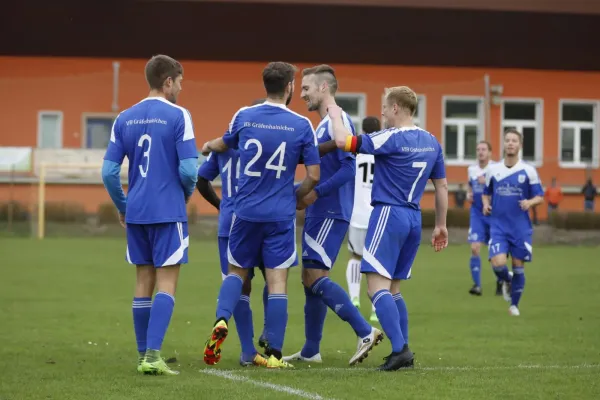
[431,225,448,252]
[119,213,126,228]
[466,191,473,201]
[327,104,342,119]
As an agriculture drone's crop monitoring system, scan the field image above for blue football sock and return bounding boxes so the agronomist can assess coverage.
[216,274,244,321]
[511,267,525,307]
[266,294,288,353]
[392,293,408,345]
[132,297,152,353]
[312,277,371,338]
[146,292,175,351]
[373,290,404,352]
[233,294,256,357]
[470,256,481,286]
[301,285,327,358]
[493,265,511,282]
[261,283,268,338]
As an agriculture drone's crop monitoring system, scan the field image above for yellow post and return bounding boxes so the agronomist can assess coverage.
[38,163,46,239]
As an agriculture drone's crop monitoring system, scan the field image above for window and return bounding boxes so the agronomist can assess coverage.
[501,99,543,165]
[443,97,484,164]
[335,93,366,134]
[37,111,63,148]
[82,113,116,149]
[380,92,426,129]
[559,101,598,167]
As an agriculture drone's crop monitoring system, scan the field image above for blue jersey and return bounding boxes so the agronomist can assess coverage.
[306,112,356,222]
[222,101,320,222]
[198,148,239,237]
[484,160,544,232]
[358,127,445,209]
[468,162,494,215]
[104,97,198,224]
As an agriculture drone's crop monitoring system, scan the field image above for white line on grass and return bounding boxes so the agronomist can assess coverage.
[221,363,600,374]
[199,368,335,400]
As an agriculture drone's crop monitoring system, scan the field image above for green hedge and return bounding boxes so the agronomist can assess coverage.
[422,208,471,228]
[548,211,600,230]
[0,201,29,222]
[45,202,87,223]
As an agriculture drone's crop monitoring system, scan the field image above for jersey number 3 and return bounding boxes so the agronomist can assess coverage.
[244,139,287,179]
[138,134,151,178]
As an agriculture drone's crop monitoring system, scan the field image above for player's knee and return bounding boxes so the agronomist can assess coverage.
[301,264,328,287]
[350,252,362,261]
[366,272,391,299]
[490,254,507,267]
[155,264,180,295]
[241,277,252,295]
[470,244,481,257]
[512,259,525,268]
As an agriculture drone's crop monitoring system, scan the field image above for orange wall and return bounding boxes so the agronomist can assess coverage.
[0,56,598,217]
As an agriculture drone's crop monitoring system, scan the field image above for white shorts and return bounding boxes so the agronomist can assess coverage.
[347,226,367,256]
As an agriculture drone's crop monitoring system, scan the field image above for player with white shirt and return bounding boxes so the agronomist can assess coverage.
[346,116,380,322]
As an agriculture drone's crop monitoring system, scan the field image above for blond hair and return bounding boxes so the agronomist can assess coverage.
[385,86,418,116]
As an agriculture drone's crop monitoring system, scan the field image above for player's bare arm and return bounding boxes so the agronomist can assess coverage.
[482,194,492,215]
[519,195,543,211]
[196,178,221,210]
[296,164,320,201]
[327,105,355,149]
[431,178,449,252]
[202,137,229,155]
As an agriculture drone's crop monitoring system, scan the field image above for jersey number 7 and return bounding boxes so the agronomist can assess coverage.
[407,161,427,202]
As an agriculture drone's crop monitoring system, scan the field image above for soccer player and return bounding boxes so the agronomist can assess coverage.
[196,133,268,367]
[327,86,449,371]
[347,116,380,322]
[101,55,198,375]
[201,62,321,369]
[466,141,501,296]
[284,65,383,366]
[482,129,544,316]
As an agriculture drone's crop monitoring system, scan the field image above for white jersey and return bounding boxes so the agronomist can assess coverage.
[349,153,374,229]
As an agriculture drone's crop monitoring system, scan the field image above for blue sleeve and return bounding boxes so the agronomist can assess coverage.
[315,152,355,197]
[104,116,125,164]
[179,158,199,198]
[430,146,446,179]
[527,167,544,198]
[175,109,199,160]
[301,121,320,166]
[198,152,220,181]
[358,131,396,155]
[101,160,127,214]
[223,108,245,150]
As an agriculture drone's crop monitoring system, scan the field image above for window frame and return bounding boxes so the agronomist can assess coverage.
[500,98,544,167]
[37,110,64,149]
[442,96,485,166]
[558,100,599,169]
[81,112,118,149]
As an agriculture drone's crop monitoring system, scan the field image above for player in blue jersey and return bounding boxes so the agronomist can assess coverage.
[482,128,544,316]
[200,62,321,369]
[101,55,198,375]
[283,65,383,366]
[327,86,449,371]
[466,141,501,296]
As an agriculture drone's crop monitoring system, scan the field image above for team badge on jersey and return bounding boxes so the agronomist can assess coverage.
[518,174,526,183]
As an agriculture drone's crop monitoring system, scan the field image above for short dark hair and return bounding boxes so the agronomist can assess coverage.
[478,140,492,151]
[362,116,381,134]
[504,128,523,143]
[302,64,338,94]
[262,62,297,98]
[145,55,183,90]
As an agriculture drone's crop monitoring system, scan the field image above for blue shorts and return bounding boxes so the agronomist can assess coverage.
[227,215,297,270]
[468,211,491,243]
[218,236,261,280]
[126,222,189,267]
[302,217,349,270]
[488,226,533,262]
[361,205,421,280]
